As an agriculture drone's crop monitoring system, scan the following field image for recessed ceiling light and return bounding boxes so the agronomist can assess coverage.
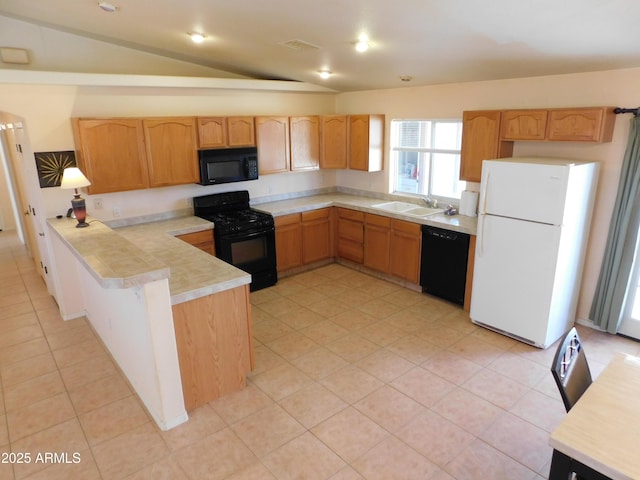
[355,34,370,53]
[189,32,206,44]
[97,2,117,13]
[318,70,332,79]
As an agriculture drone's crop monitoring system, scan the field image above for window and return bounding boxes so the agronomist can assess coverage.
[390,119,465,200]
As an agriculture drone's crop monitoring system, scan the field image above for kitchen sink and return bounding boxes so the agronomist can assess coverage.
[372,201,443,217]
[404,206,444,217]
[371,201,419,212]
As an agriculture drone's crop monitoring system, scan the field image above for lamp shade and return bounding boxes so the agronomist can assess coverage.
[60,167,91,190]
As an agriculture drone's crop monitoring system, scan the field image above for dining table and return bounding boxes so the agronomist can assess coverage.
[548,352,640,480]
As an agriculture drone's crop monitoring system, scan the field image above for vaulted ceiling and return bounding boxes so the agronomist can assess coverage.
[1,0,640,91]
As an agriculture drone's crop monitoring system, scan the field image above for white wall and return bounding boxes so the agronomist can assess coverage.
[335,67,640,322]
[1,67,638,325]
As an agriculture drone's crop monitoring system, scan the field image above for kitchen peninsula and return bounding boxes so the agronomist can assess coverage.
[47,215,254,430]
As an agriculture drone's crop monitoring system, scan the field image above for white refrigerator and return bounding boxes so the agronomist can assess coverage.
[470,157,599,348]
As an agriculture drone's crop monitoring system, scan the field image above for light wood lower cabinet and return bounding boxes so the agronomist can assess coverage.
[175,230,215,256]
[363,215,421,283]
[364,214,391,273]
[275,208,333,273]
[275,213,303,272]
[389,219,421,284]
[336,208,364,264]
[302,208,332,264]
[172,285,254,411]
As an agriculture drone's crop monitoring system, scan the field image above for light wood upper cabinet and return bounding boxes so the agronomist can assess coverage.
[460,110,514,183]
[320,115,348,169]
[227,116,256,146]
[197,116,255,148]
[72,118,149,194]
[255,116,290,174]
[546,107,615,142]
[143,117,199,187]
[348,114,384,172]
[501,110,548,141]
[197,117,227,148]
[290,116,320,171]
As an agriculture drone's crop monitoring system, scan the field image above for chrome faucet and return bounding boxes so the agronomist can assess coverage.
[423,196,438,208]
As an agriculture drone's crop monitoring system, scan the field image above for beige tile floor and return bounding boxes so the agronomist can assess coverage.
[2,230,640,479]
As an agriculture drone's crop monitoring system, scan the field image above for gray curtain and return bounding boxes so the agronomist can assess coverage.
[590,115,640,333]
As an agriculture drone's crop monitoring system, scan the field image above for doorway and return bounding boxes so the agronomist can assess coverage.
[0,111,54,295]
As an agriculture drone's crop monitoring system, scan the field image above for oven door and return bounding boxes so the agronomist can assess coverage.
[215,227,277,291]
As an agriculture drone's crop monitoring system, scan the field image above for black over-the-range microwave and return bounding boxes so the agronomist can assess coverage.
[197,147,259,186]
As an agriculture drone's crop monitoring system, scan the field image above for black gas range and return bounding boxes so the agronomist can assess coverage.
[193,191,277,291]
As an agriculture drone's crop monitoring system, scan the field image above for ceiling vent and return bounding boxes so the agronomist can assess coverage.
[0,47,30,65]
[281,39,321,51]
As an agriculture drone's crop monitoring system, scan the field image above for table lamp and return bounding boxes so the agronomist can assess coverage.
[61,167,91,228]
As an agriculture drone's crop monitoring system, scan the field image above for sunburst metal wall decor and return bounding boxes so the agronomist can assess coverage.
[34,151,77,188]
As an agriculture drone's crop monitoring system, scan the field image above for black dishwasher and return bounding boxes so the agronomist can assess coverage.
[420,225,470,305]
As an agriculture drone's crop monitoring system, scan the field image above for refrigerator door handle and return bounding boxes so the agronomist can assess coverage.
[477,215,485,258]
[481,171,490,215]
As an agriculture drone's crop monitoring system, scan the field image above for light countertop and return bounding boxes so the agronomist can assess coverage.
[48,215,251,304]
[253,193,478,235]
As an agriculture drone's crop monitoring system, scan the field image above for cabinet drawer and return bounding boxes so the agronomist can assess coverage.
[337,208,364,222]
[391,219,421,235]
[338,239,364,263]
[338,219,364,243]
[275,213,301,227]
[301,208,331,222]
[365,213,391,228]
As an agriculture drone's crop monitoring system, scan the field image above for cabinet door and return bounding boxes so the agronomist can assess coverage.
[460,110,513,182]
[500,110,548,141]
[227,116,255,146]
[144,117,199,187]
[256,116,290,174]
[72,118,149,194]
[546,108,615,142]
[290,116,320,171]
[301,208,331,264]
[364,214,391,272]
[275,213,302,272]
[389,220,421,283]
[197,117,227,148]
[349,114,384,172]
[320,115,348,169]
